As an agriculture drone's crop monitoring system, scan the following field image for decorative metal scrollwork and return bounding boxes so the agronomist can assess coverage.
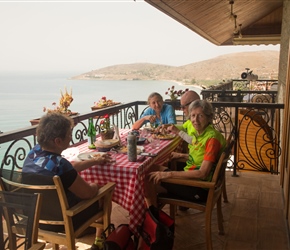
[236,108,281,173]
[1,138,33,171]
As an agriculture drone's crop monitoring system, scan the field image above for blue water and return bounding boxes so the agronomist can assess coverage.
[0,71,201,132]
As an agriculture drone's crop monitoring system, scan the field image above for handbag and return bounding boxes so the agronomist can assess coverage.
[102,224,135,250]
[137,205,175,250]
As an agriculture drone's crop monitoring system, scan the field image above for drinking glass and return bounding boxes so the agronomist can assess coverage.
[150,122,156,129]
[140,129,149,139]
[108,148,117,165]
[150,137,160,149]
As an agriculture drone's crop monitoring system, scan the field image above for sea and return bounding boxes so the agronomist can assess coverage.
[0,71,201,133]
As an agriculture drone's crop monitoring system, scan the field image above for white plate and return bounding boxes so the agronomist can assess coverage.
[61,148,79,161]
[78,152,105,161]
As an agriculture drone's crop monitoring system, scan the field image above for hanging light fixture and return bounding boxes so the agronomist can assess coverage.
[238,24,243,38]
[229,0,235,20]
[233,15,239,35]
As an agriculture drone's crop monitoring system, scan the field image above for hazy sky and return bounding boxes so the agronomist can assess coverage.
[0,0,280,75]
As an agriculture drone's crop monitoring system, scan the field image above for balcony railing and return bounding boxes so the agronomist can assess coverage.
[201,89,277,103]
[0,99,284,175]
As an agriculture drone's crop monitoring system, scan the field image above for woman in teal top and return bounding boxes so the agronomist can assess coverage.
[132,92,176,130]
[144,99,226,206]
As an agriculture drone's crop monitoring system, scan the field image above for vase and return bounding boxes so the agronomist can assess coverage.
[100,130,115,140]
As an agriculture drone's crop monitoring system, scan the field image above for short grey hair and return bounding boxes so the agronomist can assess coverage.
[147,92,163,104]
[37,112,74,148]
[188,99,214,123]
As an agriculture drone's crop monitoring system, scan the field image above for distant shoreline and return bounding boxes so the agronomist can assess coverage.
[71,76,204,90]
[167,80,203,90]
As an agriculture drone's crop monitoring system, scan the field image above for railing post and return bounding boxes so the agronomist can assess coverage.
[232,106,239,177]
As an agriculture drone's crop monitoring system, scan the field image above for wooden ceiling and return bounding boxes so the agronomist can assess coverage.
[144,0,283,46]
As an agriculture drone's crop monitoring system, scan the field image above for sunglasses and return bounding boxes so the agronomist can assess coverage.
[180,102,192,110]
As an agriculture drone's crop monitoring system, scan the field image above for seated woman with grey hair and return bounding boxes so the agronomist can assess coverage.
[22,112,112,250]
[144,99,226,206]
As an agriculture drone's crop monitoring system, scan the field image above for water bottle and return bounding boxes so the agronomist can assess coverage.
[87,117,96,149]
[127,133,137,162]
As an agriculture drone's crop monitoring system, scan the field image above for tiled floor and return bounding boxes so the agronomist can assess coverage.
[11,170,290,250]
[72,171,290,250]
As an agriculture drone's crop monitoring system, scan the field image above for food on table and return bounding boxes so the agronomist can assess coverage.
[90,153,103,159]
[118,146,143,154]
[154,133,175,140]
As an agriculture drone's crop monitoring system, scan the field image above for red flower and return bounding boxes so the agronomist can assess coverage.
[165,86,189,100]
[100,114,111,133]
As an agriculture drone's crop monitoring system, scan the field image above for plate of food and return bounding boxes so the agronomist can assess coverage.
[61,147,79,161]
[117,146,144,155]
[155,134,176,140]
[78,152,106,161]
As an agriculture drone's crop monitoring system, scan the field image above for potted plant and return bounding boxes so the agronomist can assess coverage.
[99,114,114,140]
[164,86,189,109]
[91,96,121,110]
[165,86,189,101]
[30,87,77,125]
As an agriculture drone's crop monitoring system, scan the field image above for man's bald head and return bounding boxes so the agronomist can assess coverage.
[180,90,200,117]
[181,90,200,103]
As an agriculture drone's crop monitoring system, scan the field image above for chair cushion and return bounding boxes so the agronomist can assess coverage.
[160,181,208,203]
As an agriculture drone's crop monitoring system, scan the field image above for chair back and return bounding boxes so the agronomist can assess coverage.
[0,169,116,250]
[211,128,236,193]
[0,191,42,250]
[0,170,64,225]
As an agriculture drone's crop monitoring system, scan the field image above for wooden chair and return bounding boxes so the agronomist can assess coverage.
[170,127,236,203]
[158,139,234,250]
[0,191,45,250]
[0,170,115,250]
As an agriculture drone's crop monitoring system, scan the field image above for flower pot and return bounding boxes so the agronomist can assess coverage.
[100,130,115,140]
[29,112,78,126]
[30,118,41,126]
[165,99,180,110]
[91,102,121,111]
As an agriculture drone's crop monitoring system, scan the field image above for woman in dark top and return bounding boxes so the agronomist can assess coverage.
[23,112,111,250]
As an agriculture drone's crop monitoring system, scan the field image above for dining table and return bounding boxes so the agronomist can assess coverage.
[72,128,182,235]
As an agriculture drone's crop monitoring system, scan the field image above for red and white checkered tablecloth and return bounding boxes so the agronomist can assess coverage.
[76,129,182,235]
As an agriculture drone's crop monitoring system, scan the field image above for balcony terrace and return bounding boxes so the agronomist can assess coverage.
[0,93,287,249]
